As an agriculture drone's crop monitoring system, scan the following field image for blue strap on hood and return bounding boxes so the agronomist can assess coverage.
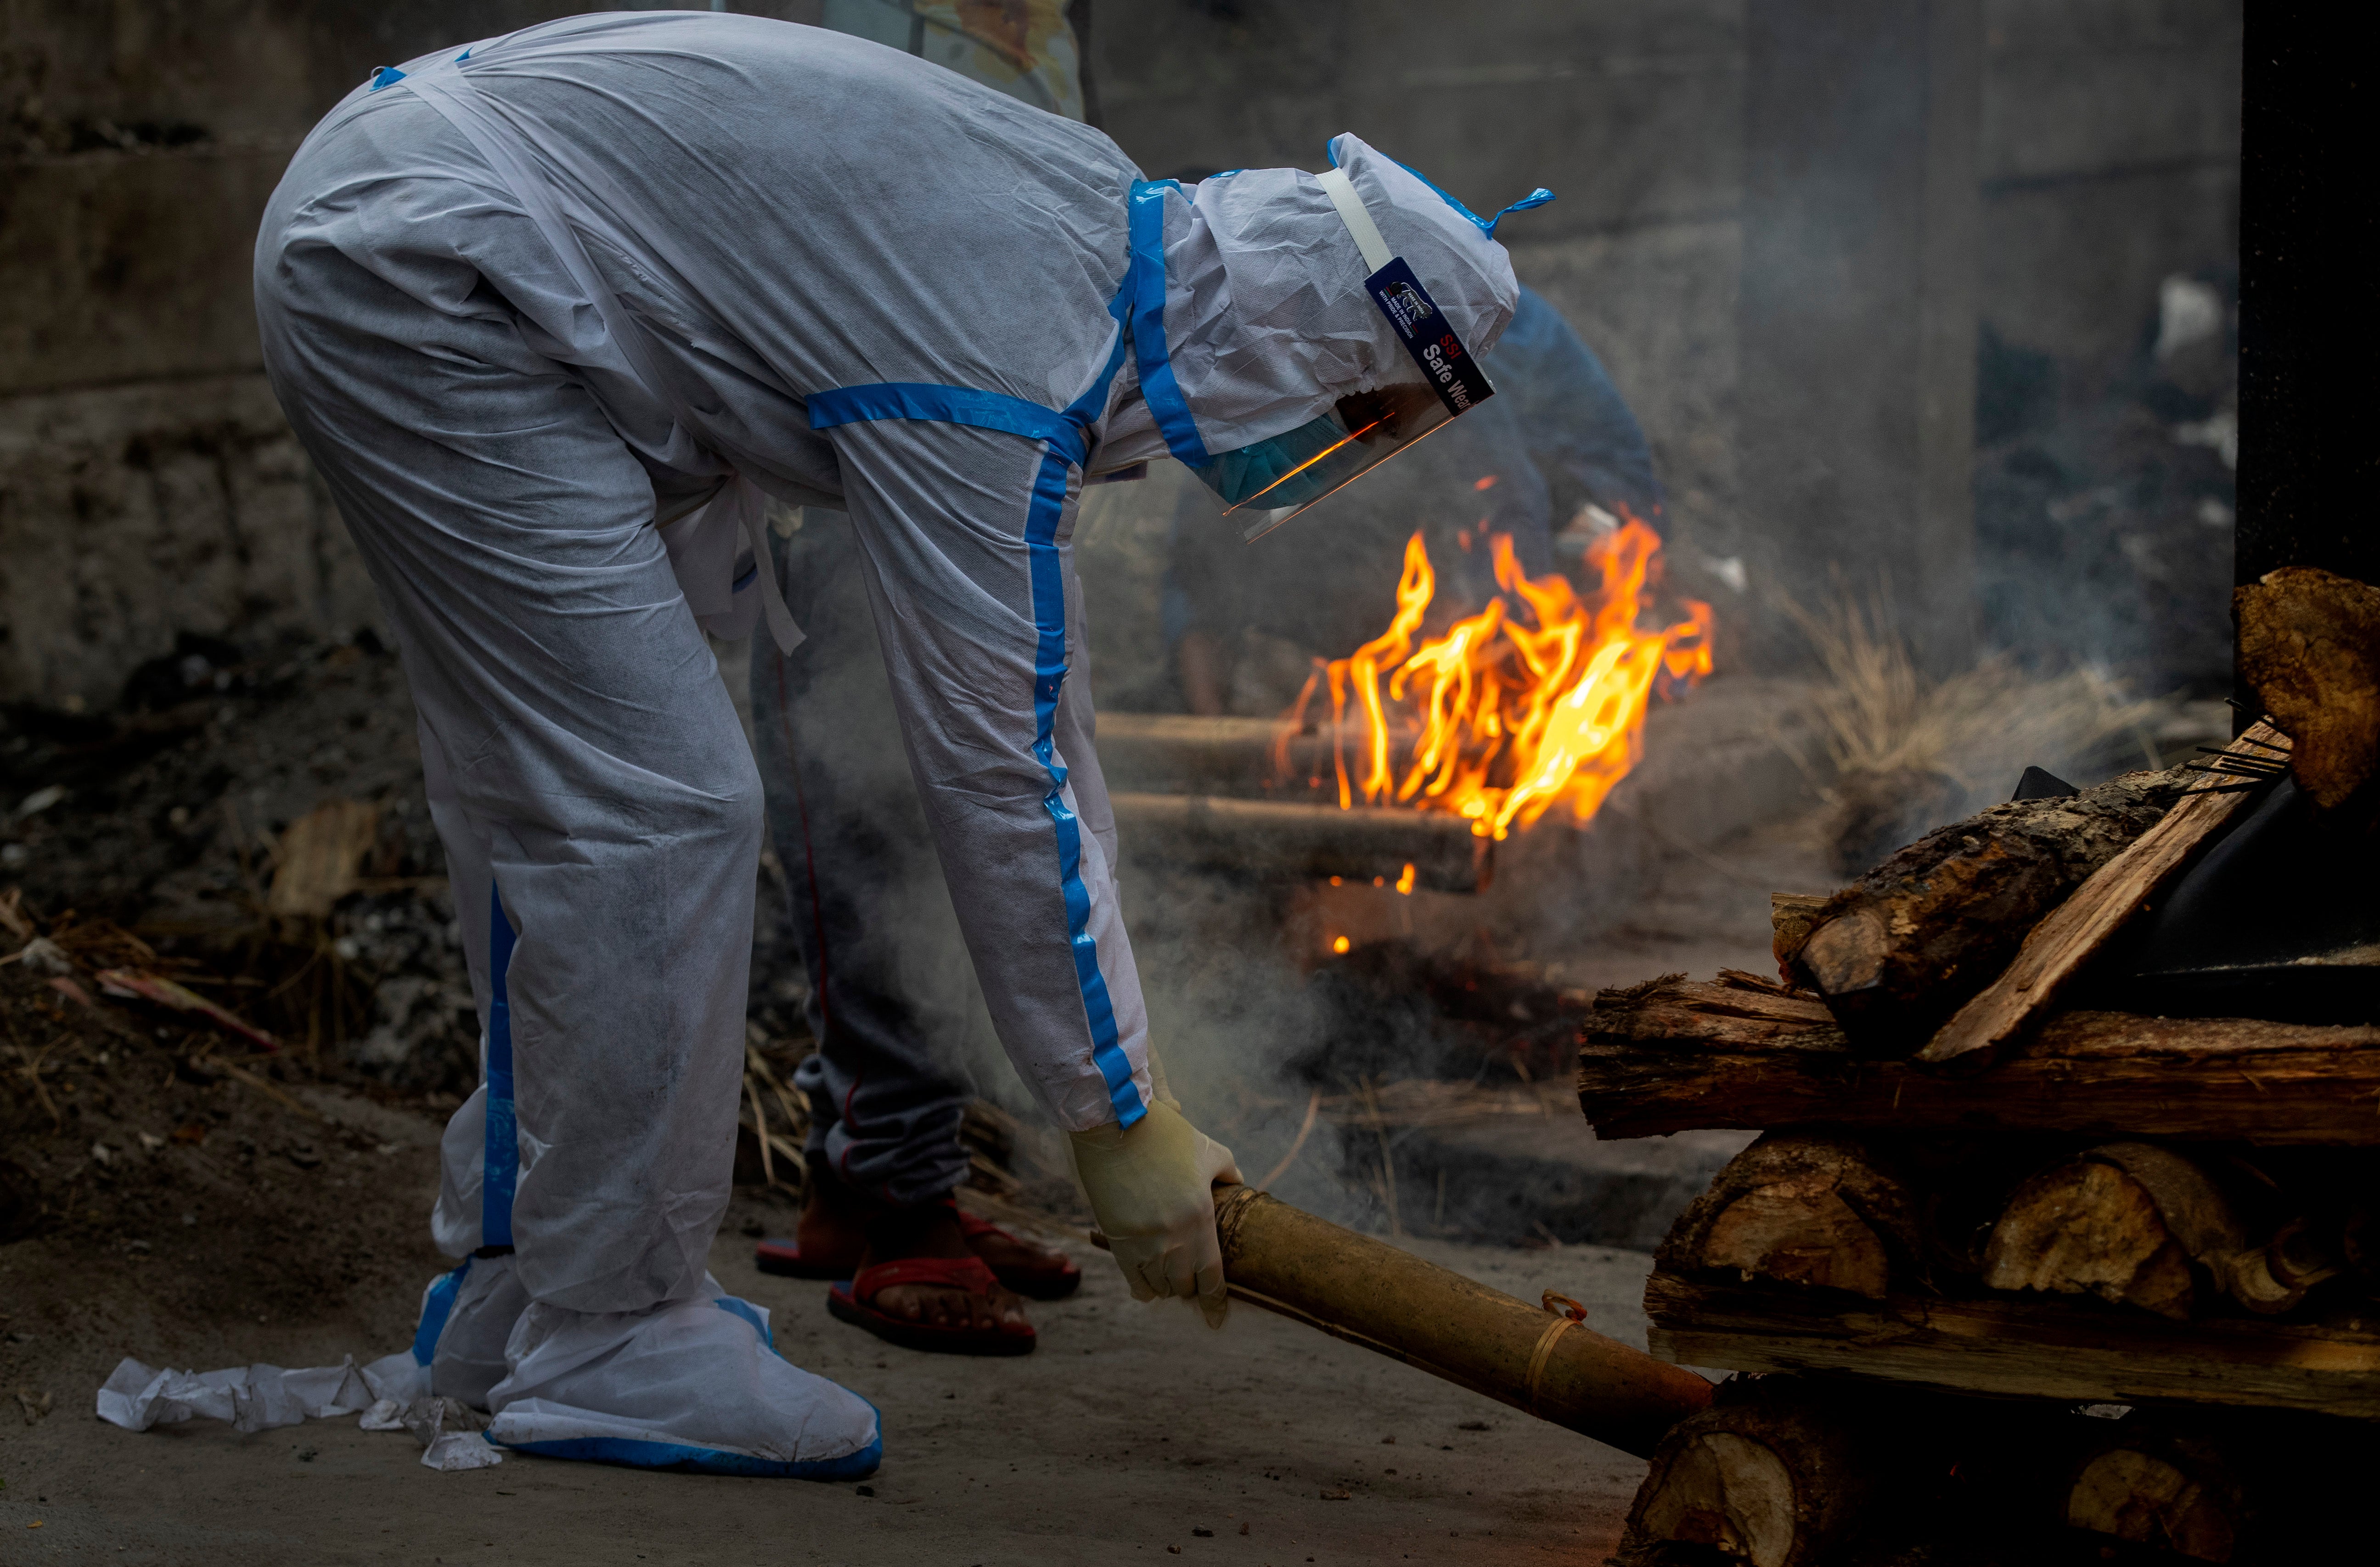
[1323,137,1555,239]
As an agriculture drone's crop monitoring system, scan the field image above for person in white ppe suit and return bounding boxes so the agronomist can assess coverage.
[253,11,1529,1475]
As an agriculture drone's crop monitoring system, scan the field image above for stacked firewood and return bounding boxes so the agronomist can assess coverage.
[1594,570,2380,1565]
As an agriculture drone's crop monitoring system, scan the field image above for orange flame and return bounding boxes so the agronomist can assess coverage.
[1282,517,1712,840]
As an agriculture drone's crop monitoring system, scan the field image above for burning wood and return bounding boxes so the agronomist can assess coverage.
[1640,1266,2380,1418]
[1274,518,1710,840]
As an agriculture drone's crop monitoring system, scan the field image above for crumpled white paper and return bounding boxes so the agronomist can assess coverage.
[392,1394,504,1471]
[96,1355,377,1434]
[96,1355,502,1471]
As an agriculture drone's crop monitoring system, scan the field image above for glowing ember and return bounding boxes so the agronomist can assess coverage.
[1277,516,1711,840]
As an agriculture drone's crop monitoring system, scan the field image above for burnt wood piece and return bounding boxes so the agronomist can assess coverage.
[1791,769,2180,1052]
[1643,1267,2380,1419]
[1658,1134,1920,1301]
[1578,980,2380,1144]
[1621,1384,1882,1567]
[1919,723,2291,1070]
[2234,566,2380,826]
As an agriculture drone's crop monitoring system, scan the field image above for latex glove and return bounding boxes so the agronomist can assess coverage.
[1069,1100,1242,1328]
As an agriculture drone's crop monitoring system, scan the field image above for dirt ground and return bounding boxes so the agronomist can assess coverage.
[0,633,1837,1565]
[0,808,1812,1567]
[4,1122,1665,1566]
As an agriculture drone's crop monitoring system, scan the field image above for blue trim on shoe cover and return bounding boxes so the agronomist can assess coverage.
[497,1399,884,1480]
[714,1295,775,1352]
[411,1257,474,1366]
[498,1432,883,1480]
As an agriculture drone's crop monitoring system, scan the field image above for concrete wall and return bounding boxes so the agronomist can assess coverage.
[0,0,2238,706]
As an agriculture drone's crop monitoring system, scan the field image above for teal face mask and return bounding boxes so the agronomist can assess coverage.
[1188,381,1456,534]
[1187,413,1352,509]
[1127,159,1541,540]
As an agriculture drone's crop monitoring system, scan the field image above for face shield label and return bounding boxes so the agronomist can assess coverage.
[1365,258,1495,417]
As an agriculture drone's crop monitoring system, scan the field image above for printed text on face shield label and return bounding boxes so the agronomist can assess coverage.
[1363,257,1496,418]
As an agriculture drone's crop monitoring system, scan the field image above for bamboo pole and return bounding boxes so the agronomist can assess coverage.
[1212,1184,1712,1458]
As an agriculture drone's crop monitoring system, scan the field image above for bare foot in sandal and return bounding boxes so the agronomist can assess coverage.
[858,1206,1031,1336]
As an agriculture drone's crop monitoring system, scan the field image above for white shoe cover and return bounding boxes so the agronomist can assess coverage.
[429,1255,531,1409]
[484,1284,880,1479]
[364,1254,533,1412]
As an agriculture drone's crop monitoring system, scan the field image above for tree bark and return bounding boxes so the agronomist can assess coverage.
[1578,978,2380,1145]
[1643,1267,2380,1418]
[1919,725,2290,1071]
[1787,770,2180,1051]
[2234,565,2380,825]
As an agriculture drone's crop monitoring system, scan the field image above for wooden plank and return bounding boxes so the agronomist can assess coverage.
[1108,790,1491,893]
[1578,1007,2380,1144]
[1644,1268,2380,1420]
[1916,722,2290,1070]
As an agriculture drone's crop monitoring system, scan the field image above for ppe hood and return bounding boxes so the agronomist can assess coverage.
[1146,132,1525,457]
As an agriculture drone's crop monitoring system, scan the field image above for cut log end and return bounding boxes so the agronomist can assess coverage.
[1701,1183,1892,1299]
[1635,1429,1798,1567]
[2065,1438,2244,1563]
[1663,1136,1916,1302]
[1983,1158,2196,1320]
[1623,1391,1875,1567]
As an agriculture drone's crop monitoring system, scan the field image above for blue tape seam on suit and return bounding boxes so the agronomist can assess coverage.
[809,384,1086,467]
[1125,181,1211,466]
[484,883,518,1247]
[805,335,1146,1127]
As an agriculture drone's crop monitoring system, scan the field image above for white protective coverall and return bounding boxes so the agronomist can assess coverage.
[253,11,1518,1472]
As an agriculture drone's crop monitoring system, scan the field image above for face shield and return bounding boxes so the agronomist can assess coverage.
[1192,168,1500,542]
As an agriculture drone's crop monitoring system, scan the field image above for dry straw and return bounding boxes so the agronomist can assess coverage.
[1781,588,2167,793]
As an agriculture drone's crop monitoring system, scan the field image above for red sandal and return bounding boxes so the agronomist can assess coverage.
[826,1256,1038,1357]
[955,1209,1083,1301]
